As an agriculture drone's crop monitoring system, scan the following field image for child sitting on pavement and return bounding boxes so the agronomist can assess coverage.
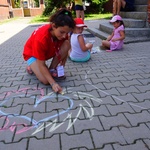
[101,15,125,52]
[69,18,93,62]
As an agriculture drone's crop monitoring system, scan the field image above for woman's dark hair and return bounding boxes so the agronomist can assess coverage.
[49,8,75,29]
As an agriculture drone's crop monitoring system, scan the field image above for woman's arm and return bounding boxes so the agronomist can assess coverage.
[37,60,62,93]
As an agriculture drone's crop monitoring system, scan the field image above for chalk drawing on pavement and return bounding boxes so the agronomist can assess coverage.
[0,87,102,135]
[0,65,147,137]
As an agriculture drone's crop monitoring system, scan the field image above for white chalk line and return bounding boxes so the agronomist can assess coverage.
[85,69,147,110]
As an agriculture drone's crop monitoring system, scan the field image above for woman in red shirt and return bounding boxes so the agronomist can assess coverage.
[23,9,75,93]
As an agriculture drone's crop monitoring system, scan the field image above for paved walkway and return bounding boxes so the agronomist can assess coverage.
[0,17,150,150]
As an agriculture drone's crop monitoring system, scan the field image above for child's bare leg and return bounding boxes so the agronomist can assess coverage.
[102,40,111,49]
[101,40,105,47]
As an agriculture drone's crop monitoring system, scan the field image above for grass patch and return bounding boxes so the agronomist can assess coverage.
[29,13,112,23]
[30,15,49,23]
[0,13,112,24]
[85,13,112,20]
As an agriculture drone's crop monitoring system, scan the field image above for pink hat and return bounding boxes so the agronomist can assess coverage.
[110,15,122,23]
[74,18,87,27]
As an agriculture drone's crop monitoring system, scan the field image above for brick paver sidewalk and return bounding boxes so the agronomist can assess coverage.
[0,18,150,150]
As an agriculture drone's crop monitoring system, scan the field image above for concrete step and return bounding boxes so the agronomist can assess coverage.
[86,28,150,44]
[99,23,113,34]
[135,0,148,5]
[120,12,147,20]
[134,5,148,12]
[86,28,109,40]
[126,27,150,37]
[99,22,150,37]
[101,18,146,28]
[123,18,146,28]
[85,0,150,44]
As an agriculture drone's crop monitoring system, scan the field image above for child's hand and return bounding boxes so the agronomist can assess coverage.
[112,38,117,42]
[86,43,93,50]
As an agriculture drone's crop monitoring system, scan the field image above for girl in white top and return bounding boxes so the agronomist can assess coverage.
[69,18,93,62]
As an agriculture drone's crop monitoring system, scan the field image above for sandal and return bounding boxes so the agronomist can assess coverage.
[50,69,66,80]
[26,66,33,75]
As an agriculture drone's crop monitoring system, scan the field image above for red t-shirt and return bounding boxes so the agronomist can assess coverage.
[23,24,67,61]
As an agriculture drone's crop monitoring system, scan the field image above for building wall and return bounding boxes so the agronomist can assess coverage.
[30,8,43,16]
[13,8,24,17]
[23,5,44,17]
[0,0,10,20]
[0,1,44,20]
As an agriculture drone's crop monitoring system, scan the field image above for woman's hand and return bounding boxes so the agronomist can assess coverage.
[51,82,62,93]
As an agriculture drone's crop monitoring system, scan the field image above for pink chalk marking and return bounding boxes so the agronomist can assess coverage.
[0,87,45,100]
[0,118,34,134]
[0,87,45,135]
[0,117,9,131]
[16,125,34,134]
[9,122,16,132]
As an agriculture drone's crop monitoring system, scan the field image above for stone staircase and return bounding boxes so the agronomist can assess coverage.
[87,0,150,43]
